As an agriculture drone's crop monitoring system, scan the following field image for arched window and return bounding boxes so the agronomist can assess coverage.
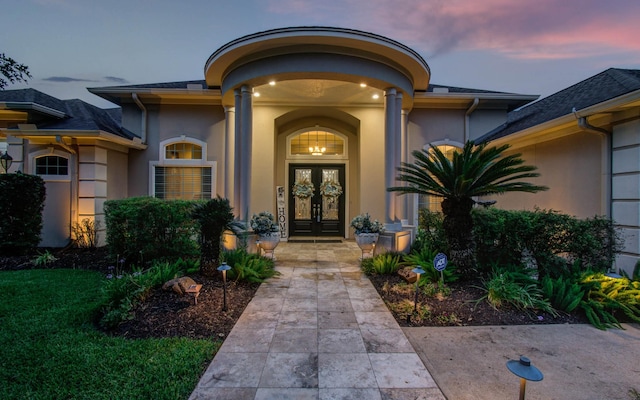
[288,127,346,158]
[35,155,69,177]
[418,142,462,212]
[152,137,216,200]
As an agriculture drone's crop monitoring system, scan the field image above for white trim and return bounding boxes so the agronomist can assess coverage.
[422,139,464,151]
[29,149,72,182]
[159,136,209,165]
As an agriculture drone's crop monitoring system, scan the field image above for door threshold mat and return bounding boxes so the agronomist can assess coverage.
[288,239,343,243]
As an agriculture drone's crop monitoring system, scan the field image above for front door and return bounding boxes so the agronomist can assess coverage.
[289,164,345,236]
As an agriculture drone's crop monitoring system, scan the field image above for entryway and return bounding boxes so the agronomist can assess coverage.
[289,164,345,237]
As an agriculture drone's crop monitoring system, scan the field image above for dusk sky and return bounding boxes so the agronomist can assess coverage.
[4,0,640,108]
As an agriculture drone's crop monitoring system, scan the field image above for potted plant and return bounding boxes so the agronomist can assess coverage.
[350,213,384,258]
[250,211,280,258]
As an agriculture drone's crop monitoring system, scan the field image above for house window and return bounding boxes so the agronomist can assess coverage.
[418,144,460,212]
[155,166,212,200]
[165,143,202,160]
[152,137,215,200]
[35,155,69,176]
[289,128,345,157]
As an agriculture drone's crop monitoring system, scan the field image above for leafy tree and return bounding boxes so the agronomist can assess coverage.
[1,53,31,89]
[388,141,547,277]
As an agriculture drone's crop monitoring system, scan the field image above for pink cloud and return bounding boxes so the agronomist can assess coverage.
[266,0,640,61]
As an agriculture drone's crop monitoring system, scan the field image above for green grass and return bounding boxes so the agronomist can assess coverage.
[0,269,219,400]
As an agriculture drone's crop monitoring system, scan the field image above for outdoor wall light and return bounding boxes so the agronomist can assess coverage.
[506,356,543,400]
[217,262,232,311]
[0,151,13,173]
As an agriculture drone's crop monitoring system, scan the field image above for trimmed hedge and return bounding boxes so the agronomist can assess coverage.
[104,197,199,265]
[0,173,46,255]
[473,208,621,278]
[417,208,621,279]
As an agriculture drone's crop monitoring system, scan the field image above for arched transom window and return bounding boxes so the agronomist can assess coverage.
[289,128,345,157]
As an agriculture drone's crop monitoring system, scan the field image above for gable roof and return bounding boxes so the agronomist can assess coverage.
[478,68,640,143]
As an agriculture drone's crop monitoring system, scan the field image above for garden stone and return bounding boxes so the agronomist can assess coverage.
[397,267,417,283]
[163,276,198,296]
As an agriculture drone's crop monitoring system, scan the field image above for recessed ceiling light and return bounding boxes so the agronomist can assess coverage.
[372,94,379,99]
[269,81,276,86]
[360,83,367,88]
[254,92,261,97]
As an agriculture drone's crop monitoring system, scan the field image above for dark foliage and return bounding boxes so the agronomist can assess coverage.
[0,173,46,255]
[104,197,199,265]
[192,197,239,276]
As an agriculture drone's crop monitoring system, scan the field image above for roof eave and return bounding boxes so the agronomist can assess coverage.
[88,87,222,105]
[1,129,147,150]
[0,102,66,119]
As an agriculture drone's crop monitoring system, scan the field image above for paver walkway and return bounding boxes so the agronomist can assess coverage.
[189,240,445,400]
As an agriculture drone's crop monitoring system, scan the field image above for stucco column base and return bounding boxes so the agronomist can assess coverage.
[376,230,412,254]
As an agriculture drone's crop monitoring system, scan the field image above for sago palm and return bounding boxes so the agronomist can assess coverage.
[388,141,547,276]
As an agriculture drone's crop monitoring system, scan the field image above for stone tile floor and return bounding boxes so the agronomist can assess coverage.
[189,240,445,400]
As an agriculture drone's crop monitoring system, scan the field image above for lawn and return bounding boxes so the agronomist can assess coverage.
[0,269,219,400]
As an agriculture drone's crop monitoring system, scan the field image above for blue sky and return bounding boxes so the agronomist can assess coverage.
[4,0,640,108]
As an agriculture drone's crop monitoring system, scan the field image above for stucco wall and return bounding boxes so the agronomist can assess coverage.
[408,109,466,149]
[488,133,605,218]
[107,149,128,200]
[126,104,226,197]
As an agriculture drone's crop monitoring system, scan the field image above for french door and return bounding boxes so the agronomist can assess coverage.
[289,164,345,236]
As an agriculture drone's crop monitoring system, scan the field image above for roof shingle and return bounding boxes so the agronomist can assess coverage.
[478,68,640,143]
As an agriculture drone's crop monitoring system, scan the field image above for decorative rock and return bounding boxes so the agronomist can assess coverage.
[398,267,418,283]
[162,276,198,296]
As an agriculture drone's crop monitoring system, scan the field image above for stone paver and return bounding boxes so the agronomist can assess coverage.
[190,240,445,400]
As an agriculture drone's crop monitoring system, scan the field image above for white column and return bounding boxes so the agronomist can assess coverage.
[401,108,411,225]
[233,89,242,216]
[384,88,397,226]
[224,106,235,203]
[239,85,253,222]
[395,92,405,223]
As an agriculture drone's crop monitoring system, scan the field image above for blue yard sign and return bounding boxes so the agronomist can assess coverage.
[433,253,448,272]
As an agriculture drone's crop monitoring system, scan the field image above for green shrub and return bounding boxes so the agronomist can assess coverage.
[541,275,585,313]
[473,208,622,279]
[31,250,58,267]
[415,209,448,253]
[223,248,277,283]
[402,245,459,283]
[104,197,199,264]
[0,172,46,255]
[477,267,555,315]
[360,252,401,275]
[579,273,640,330]
[192,197,240,276]
[99,259,196,329]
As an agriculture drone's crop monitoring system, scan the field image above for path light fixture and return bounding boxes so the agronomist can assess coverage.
[217,262,232,311]
[0,151,13,173]
[411,265,425,319]
[506,356,543,400]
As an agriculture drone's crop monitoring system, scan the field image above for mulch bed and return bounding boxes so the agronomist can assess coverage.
[1,247,590,340]
[368,274,589,327]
